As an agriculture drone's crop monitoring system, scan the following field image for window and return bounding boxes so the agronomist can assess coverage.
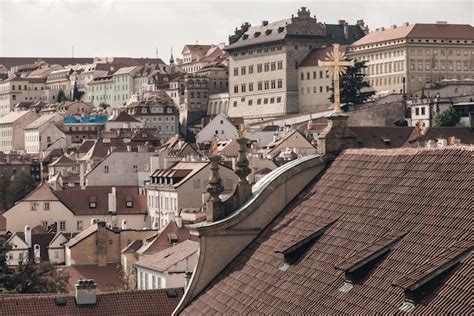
[277,79,283,89]
[271,62,276,71]
[126,200,133,208]
[257,99,261,105]
[277,97,282,103]
[30,202,38,211]
[257,82,263,91]
[233,67,238,76]
[59,221,66,232]
[421,107,426,115]
[264,63,270,72]
[234,85,239,93]
[264,81,269,90]
[139,272,145,289]
[104,165,109,173]
[301,72,304,80]
[248,65,254,74]
[152,275,157,289]
[77,220,83,231]
[241,66,246,75]
[257,64,262,73]
[271,80,276,89]
[241,84,246,93]
[133,164,138,172]
[44,202,50,211]
[415,107,420,116]
[42,221,48,231]
[277,61,283,70]
[264,98,268,104]
[248,99,253,106]
[249,83,254,92]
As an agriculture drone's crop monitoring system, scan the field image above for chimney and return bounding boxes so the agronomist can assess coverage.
[273,133,279,142]
[121,220,127,230]
[437,138,448,147]
[108,187,116,214]
[97,221,107,267]
[24,225,32,248]
[33,244,41,262]
[343,21,349,40]
[175,215,182,228]
[75,279,97,305]
[79,162,85,190]
[262,21,269,26]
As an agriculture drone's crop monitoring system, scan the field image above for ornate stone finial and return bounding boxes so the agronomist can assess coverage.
[319,44,354,113]
[235,132,251,185]
[206,155,224,203]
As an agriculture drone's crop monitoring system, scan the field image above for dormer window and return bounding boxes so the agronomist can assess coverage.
[126,196,133,208]
[335,231,406,293]
[265,29,272,35]
[254,32,261,37]
[89,196,97,209]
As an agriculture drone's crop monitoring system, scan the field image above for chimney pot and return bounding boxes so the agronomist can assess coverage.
[75,279,97,305]
[24,225,32,248]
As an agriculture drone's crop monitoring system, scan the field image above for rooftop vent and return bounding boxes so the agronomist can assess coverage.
[166,288,178,298]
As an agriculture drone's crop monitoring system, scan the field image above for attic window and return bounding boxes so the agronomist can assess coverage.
[265,29,272,35]
[254,32,261,37]
[167,233,178,244]
[275,219,337,267]
[381,137,391,144]
[278,26,284,33]
[125,196,133,208]
[335,231,407,293]
[89,196,97,209]
[393,239,473,312]
[242,34,249,40]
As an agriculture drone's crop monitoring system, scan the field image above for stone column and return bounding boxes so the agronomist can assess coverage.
[206,155,224,221]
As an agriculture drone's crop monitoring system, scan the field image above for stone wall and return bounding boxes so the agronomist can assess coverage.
[348,101,406,127]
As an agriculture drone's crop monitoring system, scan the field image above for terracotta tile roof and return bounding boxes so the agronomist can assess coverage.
[351,126,415,148]
[407,127,474,145]
[0,287,184,315]
[109,111,141,123]
[0,57,93,69]
[352,23,474,46]
[135,240,199,272]
[139,221,195,255]
[60,263,123,293]
[182,147,474,315]
[0,110,35,124]
[53,186,147,216]
[299,46,341,67]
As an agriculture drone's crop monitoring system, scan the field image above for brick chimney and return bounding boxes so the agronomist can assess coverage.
[97,222,107,267]
[75,279,97,305]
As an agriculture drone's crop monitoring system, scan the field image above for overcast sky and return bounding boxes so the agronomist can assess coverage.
[1,0,472,60]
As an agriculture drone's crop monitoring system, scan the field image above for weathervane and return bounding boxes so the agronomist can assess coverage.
[319,44,354,113]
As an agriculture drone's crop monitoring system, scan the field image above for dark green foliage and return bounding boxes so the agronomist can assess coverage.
[57,90,68,102]
[394,119,408,127]
[0,238,12,292]
[72,82,85,101]
[99,102,110,110]
[433,107,461,127]
[329,60,375,110]
[5,260,69,294]
[0,172,36,212]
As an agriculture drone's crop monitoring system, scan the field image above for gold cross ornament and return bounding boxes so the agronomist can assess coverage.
[318,44,354,113]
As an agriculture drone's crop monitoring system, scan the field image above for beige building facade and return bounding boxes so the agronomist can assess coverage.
[0,110,39,153]
[347,23,474,95]
[225,7,367,120]
[0,77,47,117]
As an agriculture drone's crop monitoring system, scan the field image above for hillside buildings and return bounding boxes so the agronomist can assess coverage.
[225,7,367,120]
[347,22,474,95]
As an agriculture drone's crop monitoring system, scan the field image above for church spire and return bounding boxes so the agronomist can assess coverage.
[170,48,174,65]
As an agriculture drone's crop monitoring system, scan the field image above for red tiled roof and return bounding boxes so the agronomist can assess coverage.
[0,287,184,315]
[54,186,147,215]
[141,221,196,254]
[182,147,473,315]
[299,46,340,67]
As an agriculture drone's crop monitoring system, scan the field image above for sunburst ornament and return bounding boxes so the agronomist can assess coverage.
[319,44,354,113]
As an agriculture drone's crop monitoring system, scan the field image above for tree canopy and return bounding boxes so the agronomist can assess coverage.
[72,82,85,101]
[433,107,461,127]
[0,171,37,212]
[57,90,68,103]
[329,60,375,110]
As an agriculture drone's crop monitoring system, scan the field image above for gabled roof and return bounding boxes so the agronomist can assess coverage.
[49,154,76,166]
[53,186,147,216]
[0,111,34,124]
[138,220,193,255]
[351,23,474,46]
[135,240,199,272]
[150,162,209,188]
[24,113,60,129]
[0,287,184,315]
[109,111,141,123]
[22,182,59,202]
[351,126,415,148]
[182,147,473,315]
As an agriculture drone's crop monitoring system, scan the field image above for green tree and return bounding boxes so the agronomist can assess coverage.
[0,237,12,292]
[99,102,110,110]
[72,82,85,101]
[0,171,12,212]
[7,261,69,294]
[329,60,375,110]
[10,172,36,205]
[433,107,461,127]
[57,90,68,103]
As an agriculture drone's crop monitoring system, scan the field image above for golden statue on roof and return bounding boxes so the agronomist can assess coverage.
[210,138,218,156]
[319,44,354,113]
[239,123,246,139]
